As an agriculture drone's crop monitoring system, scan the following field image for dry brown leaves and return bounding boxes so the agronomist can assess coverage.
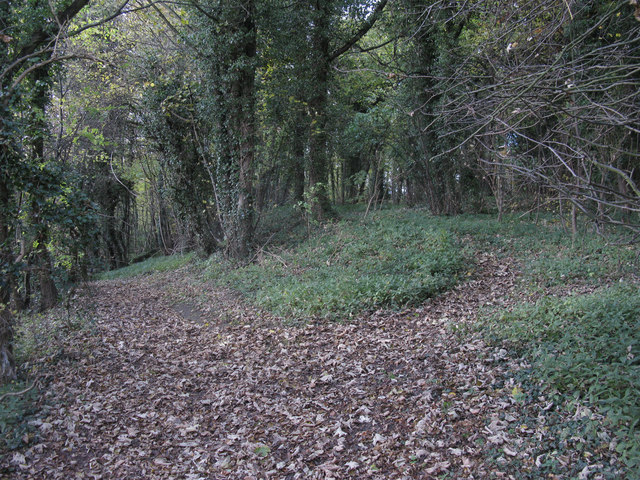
[0,253,588,479]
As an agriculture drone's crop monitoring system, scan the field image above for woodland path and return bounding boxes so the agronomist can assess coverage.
[4,254,546,479]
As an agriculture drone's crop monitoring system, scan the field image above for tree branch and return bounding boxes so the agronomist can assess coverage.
[10,54,98,93]
[16,0,91,61]
[329,0,388,62]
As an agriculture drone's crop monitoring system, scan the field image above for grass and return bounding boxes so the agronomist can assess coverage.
[425,212,638,286]
[204,207,468,320]
[203,207,637,321]
[523,239,637,287]
[95,252,196,280]
[253,205,309,249]
[422,211,640,476]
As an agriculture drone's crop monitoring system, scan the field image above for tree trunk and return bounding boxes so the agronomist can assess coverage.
[32,67,59,310]
[290,120,306,204]
[0,176,16,382]
[371,152,385,205]
[38,249,59,311]
[344,154,362,202]
[0,307,15,383]
[0,94,17,380]
[307,0,332,221]
[230,0,256,259]
[207,0,257,259]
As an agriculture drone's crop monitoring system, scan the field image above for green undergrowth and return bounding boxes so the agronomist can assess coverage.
[426,213,638,286]
[204,208,468,320]
[253,205,309,249]
[429,212,639,476]
[0,380,39,451]
[1,305,96,453]
[482,286,640,476]
[96,252,195,280]
[14,308,93,366]
[523,240,637,287]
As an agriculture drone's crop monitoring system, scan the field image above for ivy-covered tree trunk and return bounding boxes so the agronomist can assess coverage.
[0,174,16,382]
[307,1,332,220]
[0,0,17,382]
[32,67,59,310]
[290,120,307,204]
[202,0,257,259]
[233,38,256,259]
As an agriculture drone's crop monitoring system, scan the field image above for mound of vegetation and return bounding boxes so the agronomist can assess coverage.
[95,253,196,281]
[205,209,468,320]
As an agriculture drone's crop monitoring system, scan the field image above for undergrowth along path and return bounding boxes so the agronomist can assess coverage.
[1,253,622,479]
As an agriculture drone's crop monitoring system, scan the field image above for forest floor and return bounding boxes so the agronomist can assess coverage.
[2,244,626,480]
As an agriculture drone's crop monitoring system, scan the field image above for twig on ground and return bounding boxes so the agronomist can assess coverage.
[0,376,41,402]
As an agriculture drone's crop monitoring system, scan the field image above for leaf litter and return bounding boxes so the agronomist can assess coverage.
[0,252,624,479]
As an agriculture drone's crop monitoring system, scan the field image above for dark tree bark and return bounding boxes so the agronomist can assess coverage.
[307,0,332,220]
[201,0,257,259]
[32,68,59,311]
[0,0,18,383]
[228,0,256,259]
[290,120,307,204]
[0,175,16,382]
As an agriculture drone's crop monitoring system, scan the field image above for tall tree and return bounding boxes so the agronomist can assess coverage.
[305,0,389,219]
[1,0,92,381]
[193,0,257,258]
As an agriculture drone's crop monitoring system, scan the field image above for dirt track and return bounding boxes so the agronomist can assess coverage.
[2,254,598,479]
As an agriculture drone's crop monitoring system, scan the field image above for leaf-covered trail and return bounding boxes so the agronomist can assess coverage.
[7,254,535,479]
